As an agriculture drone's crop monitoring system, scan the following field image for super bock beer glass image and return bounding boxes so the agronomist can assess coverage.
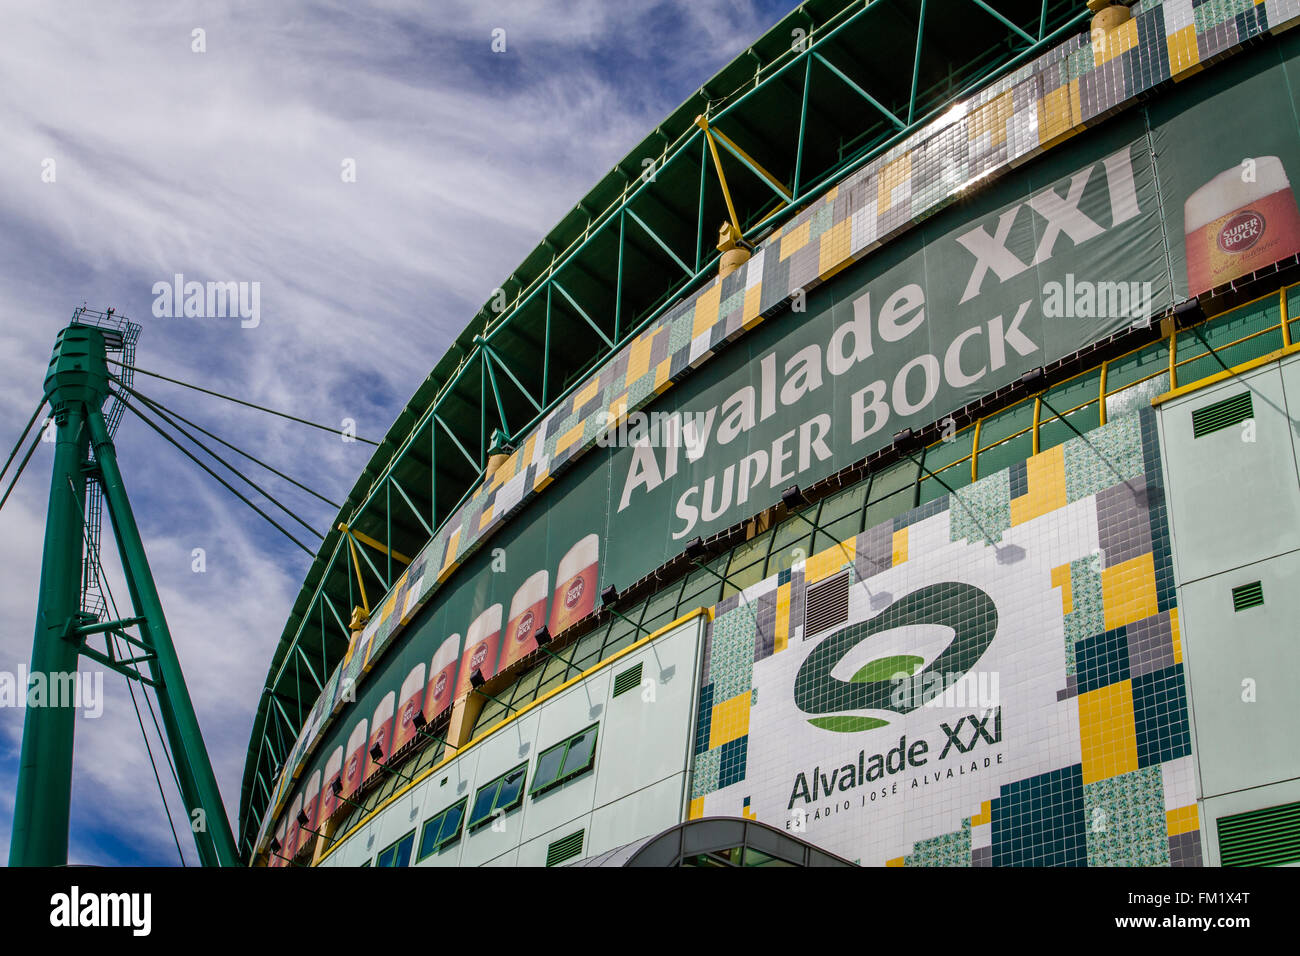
[424,637,460,721]
[456,604,503,697]
[392,663,427,753]
[1184,155,1300,295]
[501,570,549,670]
[549,533,599,634]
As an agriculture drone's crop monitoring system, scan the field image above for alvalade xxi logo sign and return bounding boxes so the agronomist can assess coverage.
[792,582,997,734]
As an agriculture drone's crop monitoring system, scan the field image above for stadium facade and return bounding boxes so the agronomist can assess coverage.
[243,0,1300,867]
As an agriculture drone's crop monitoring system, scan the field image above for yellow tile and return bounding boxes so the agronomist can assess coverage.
[572,376,600,414]
[780,220,812,261]
[1167,804,1200,837]
[441,528,461,572]
[1170,607,1182,664]
[1051,562,1074,615]
[805,539,855,584]
[709,691,752,749]
[968,90,1012,148]
[1010,444,1067,525]
[1095,16,1138,66]
[478,504,494,530]
[522,432,537,468]
[892,527,908,566]
[774,582,791,653]
[692,281,723,340]
[971,800,992,827]
[533,471,553,493]
[625,327,660,382]
[825,185,839,201]
[653,356,673,392]
[877,153,912,214]
[742,284,763,328]
[688,796,705,820]
[1037,80,1082,147]
[1166,24,1201,78]
[555,420,586,458]
[885,856,905,867]
[1101,552,1158,631]
[818,218,852,278]
[1078,679,1139,785]
[742,804,758,820]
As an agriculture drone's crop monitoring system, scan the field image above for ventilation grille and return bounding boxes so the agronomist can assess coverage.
[805,571,851,637]
[546,829,584,867]
[613,661,643,698]
[1218,801,1300,866]
[1231,581,1264,612]
[1192,391,1253,438]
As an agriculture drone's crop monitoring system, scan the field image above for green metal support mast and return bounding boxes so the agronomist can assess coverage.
[9,320,240,867]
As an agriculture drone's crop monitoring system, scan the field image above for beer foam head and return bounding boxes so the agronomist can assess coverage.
[1185,157,1290,233]
[510,570,550,618]
[305,769,321,798]
[324,745,343,778]
[430,634,460,672]
[400,663,426,700]
[467,604,503,643]
[346,717,369,753]
[372,690,395,725]
[557,533,599,582]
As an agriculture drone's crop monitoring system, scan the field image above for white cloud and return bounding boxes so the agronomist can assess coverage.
[0,0,790,863]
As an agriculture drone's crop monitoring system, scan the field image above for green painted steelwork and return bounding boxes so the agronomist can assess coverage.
[240,0,1091,856]
[10,321,240,867]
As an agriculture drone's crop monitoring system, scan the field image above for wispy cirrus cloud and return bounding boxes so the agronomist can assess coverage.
[0,0,795,865]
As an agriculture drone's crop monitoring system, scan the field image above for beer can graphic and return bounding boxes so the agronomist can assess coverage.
[319,746,343,819]
[549,533,599,635]
[364,691,395,779]
[391,663,426,753]
[423,636,461,721]
[456,604,503,699]
[285,792,303,859]
[500,570,549,670]
[1184,156,1300,294]
[342,716,369,799]
[298,770,321,856]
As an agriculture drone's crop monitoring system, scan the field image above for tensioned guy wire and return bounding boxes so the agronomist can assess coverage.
[112,390,319,557]
[105,358,380,445]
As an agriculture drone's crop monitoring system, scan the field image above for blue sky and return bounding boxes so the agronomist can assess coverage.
[0,0,799,865]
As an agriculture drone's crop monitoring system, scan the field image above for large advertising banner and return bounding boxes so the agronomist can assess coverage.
[1152,35,1300,300]
[691,410,1199,866]
[259,34,1300,846]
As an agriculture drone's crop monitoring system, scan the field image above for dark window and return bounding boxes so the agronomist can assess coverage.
[468,764,528,830]
[417,798,467,860]
[531,724,599,796]
[376,829,415,867]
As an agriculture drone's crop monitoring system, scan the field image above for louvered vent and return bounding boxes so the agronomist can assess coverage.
[613,661,643,698]
[805,571,850,637]
[1218,801,1300,866]
[546,829,584,867]
[1191,391,1253,438]
[1231,581,1264,612]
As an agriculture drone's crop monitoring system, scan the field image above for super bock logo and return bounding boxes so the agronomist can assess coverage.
[793,582,998,733]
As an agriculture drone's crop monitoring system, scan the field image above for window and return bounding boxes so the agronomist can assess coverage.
[417,798,467,860]
[376,829,415,867]
[530,724,599,796]
[468,764,527,830]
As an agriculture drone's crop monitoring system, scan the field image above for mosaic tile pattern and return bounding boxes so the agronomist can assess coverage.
[257,0,1289,840]
[690,408,1202,866]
